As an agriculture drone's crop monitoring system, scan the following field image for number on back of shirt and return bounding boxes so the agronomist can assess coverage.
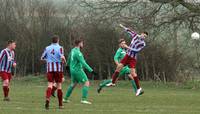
[51,49,55,55]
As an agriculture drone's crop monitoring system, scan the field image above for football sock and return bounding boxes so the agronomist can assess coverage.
[3,86,9,97]
[64,84,74,99]
[46,87,52,100]
[112,71,119,84]
[133,77,140,89]
[51,86,57,95]
[100,79,112,88]
[57,89,63,106]
[130,80,137,93]
[82,86,89,101]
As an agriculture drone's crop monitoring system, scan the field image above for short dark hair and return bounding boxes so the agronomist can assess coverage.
[118,38,125,44]
[74,39,83,46]
[142,31,148,36]
[7,40,15,45]
[52,35,59,43]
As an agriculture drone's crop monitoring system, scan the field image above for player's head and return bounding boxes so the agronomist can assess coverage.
[52,35,59,43]
[75,39,84,49]
[118,38,126,49]
[140,31,148,39]
[7,40,16,50]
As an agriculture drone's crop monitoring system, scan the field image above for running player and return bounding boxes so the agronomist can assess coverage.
[108,25,148,96]
[0,40,16,101]
[41,35,66,109]
[63,39,97,104]
[97,39,137,93]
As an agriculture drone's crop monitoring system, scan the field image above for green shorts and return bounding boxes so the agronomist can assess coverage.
[119,66,130,77]
[70,69,89,84]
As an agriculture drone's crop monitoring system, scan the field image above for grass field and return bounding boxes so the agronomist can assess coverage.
[0,76,200,114]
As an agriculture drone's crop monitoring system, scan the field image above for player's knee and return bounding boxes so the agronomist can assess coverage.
[48,82,53,88]
[128,74,134,79]
[84,81,90,86]
[131,73,137,77]
[57,83,62,89]
[62,78,65,83]
[116,64,123,72]
[3,80,9,86]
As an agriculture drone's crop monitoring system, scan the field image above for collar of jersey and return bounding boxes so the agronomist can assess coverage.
[51,43,59,45]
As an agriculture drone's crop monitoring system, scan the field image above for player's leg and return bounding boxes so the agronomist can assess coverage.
[111,63,124,85]
[3,79,10,101]
[111,55,129,85]
[97,79,112,93]
[122,66,137,93]
[130,68,144,96]
[52,78,64,97]
[45,72,54,110]
[63,71,77,102]
[97,66,129,93]
[1,72,10,101]
[128,73,137,93]
[55,72,64,109]
[51,82,57,97]
[63,82,77,103]
[79,71,91,104]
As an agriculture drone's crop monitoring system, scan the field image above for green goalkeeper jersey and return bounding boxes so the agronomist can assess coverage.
[114,47,126,62]
[67,47,93,72]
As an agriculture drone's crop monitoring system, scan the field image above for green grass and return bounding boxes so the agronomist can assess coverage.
[0,76,200,114]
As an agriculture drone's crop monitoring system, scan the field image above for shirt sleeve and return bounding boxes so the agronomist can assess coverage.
[0,50,6,63]
[76,52,93,72]
[11,51,16,64]
[124,28,138,39]
[114,49,121,63]
[59,47,64,56]
[41,48,47,60]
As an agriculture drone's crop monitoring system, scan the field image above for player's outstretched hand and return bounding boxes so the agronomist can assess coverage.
[91,71,98,76]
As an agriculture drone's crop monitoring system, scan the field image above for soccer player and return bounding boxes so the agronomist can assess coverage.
[108,25,148,96]
[97,39,137,93]
[63,39,97,104]
[0,40,16,101]
[41,35,66,109]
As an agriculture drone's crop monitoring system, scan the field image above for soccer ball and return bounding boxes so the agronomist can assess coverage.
[191,32,200,40]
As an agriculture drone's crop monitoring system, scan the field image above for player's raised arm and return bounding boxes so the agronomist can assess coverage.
[119,24,137,39]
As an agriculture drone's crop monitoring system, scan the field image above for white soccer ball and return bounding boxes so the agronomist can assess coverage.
[191,32,200,40]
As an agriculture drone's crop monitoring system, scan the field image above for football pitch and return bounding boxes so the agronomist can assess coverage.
[0,76,200,114]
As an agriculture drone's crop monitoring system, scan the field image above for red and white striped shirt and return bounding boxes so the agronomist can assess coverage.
[41,43,64,73]
[0,48,15,73]
[125,28,146,59]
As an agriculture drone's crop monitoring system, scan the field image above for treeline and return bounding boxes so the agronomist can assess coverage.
[0,0,200,82]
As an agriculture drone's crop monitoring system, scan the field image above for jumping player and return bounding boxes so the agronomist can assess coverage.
[97,39,137,93]
[108,24,148,96]
[41,35,66,109]
[0,40,16,101]
[63,39,97,104]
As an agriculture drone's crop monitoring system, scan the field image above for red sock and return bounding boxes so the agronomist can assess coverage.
[3,86,8,97]
[112,71,119,84]
[51,86,57,95]
[133,77,140,89]
[57,89,63,106]
[46,87,52,100]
